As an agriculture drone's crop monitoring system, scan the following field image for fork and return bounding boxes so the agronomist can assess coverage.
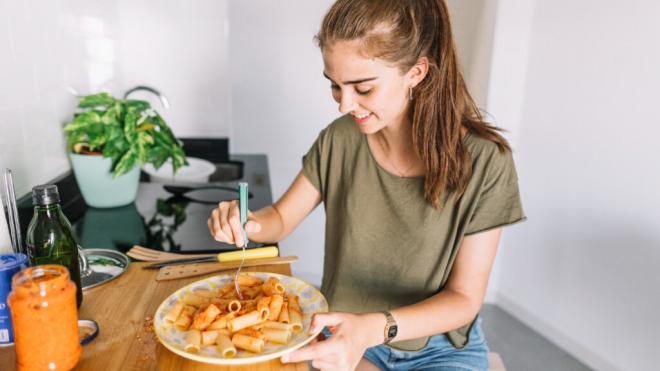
[126,245,215,262]
[234,182,249,299]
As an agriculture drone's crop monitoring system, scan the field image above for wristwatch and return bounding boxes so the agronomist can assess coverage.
[382,311,398,344]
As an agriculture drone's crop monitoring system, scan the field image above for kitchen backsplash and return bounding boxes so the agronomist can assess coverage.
[0,0,122,197]
[0,0,232,197]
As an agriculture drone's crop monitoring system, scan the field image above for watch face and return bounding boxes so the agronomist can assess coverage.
[387,325,398,338]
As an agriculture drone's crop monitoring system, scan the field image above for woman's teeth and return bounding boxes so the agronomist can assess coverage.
[354,112,370,119]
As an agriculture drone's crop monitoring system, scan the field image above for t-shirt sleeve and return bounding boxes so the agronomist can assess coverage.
[465,149,526,235]
[302,127,328,197]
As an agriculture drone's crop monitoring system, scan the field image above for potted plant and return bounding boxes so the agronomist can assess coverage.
[64,92,187,208]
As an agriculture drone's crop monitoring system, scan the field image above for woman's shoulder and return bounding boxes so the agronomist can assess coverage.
[464,133,515,173]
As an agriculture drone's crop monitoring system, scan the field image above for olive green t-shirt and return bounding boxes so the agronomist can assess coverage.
[302,115,525,351]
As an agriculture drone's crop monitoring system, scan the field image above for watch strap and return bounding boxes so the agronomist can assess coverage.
[382,311,398,344]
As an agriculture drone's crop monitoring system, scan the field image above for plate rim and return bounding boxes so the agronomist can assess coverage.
[154,271,328,365]
[81,248,130,291]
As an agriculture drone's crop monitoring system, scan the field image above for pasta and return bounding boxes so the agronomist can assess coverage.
[287,295,303,332]
[165,274,305,357]
[163,302,184,325]
[184,329,201,353]
[216,333,237,358]
[268,294,284,321]
[278,302,290,323]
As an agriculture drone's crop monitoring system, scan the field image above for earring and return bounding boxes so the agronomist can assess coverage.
[408,86,414,101]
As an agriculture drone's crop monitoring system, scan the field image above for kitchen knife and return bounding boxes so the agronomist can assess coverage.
[155,255,298,281]
[142,246,278,269]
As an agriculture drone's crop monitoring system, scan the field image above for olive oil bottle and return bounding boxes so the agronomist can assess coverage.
[25,185,83,307]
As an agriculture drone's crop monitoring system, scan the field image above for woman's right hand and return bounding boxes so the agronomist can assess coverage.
[207,200,262,247]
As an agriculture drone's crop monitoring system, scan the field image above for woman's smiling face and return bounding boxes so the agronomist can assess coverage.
[322,40,416,134]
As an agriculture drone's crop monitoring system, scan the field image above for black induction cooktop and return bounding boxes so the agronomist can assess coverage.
[16,151,275,254]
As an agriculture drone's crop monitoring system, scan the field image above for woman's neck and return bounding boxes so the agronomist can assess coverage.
[369,118,425,177]
[376,118,414,156]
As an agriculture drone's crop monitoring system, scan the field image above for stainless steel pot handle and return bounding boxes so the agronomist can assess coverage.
[78,246,92,278]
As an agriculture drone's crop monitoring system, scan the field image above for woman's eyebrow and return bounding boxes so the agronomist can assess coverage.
[323,72,377,85]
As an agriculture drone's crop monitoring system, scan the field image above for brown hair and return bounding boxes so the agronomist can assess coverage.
[317,0,510,208]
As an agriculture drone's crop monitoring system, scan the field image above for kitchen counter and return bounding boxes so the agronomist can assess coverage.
[3,153,311,369]
[0,262,307,371]
[17,154,274,254]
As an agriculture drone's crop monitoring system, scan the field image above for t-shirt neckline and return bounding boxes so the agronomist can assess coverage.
[361,131,474,180]
[362,134,425,180]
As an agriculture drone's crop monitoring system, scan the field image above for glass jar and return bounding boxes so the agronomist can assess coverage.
[8,265,81,370]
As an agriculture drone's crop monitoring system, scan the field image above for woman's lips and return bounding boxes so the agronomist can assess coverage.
[352,113,372,125]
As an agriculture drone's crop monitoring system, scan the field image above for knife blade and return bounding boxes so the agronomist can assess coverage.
[142,246,278,269]
[155,255,298,281]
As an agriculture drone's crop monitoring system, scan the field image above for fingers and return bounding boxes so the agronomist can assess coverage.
[309,313,343,334]
[208,201,240,245]
[208,217,226,242]
[209,200,260,247]
[227,204,245,247]
[219,202,236,244]
[311,359,334,370]
[245,220,262,235]
[208,208,230,244]
[282,340,334,363]
[308,331,327,348]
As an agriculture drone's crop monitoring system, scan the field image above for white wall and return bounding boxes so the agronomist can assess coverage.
[115,0,232,138]
[0,0,122,197]
[0,0,232,199]
[446,0,503,302]
[490,1,660,370]
[227,0,337,287]
[447,0,497,108]
[226,1,497,288]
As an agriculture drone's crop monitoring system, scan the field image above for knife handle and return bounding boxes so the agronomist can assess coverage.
[216,246,278,263]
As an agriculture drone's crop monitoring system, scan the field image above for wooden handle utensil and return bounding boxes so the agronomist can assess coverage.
[155,256,298,281]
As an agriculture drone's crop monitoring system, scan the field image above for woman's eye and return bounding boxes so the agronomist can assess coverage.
[330,84,340,91]
[356,88,372,95]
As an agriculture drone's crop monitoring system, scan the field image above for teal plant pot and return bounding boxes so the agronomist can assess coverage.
[69,153,140,208]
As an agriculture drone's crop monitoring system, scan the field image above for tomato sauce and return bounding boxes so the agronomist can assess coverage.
[8,265,81,370]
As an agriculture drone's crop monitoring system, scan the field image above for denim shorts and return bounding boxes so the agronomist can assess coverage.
[321,319,489,371]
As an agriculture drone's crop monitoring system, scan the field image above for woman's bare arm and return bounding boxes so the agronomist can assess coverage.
[385,228,502,341]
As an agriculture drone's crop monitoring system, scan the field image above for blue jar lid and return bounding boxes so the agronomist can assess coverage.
[0,253,28,271]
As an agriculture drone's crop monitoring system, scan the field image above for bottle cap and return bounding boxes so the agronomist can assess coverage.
[32,184,60,206]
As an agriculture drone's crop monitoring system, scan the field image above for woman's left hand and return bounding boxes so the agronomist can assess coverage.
[281,312,384,371]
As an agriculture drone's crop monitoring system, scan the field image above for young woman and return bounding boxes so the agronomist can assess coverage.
[208,0,525,369]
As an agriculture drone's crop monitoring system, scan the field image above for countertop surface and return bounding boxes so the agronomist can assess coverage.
[0,262,307,371]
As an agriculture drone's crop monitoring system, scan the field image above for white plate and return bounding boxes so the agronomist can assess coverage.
[144,157,216,183]
[153,272,329,365]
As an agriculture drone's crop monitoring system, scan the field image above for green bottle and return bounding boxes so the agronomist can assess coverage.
[26,184,83,307]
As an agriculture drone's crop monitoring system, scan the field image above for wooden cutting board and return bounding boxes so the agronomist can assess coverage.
[155,256,298,281]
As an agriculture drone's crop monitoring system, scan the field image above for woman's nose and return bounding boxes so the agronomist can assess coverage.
[338,92,357,114]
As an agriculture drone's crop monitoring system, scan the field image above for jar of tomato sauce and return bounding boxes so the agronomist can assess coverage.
[8,265,81,371]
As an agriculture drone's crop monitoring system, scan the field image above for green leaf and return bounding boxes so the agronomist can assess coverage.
[125,99,151,112]
[156,199,173,216]
[78,92,115,108]
[63,92,187,176]
[112,148,137,177]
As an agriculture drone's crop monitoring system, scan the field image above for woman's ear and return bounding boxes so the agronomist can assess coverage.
[408,57,429,87]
